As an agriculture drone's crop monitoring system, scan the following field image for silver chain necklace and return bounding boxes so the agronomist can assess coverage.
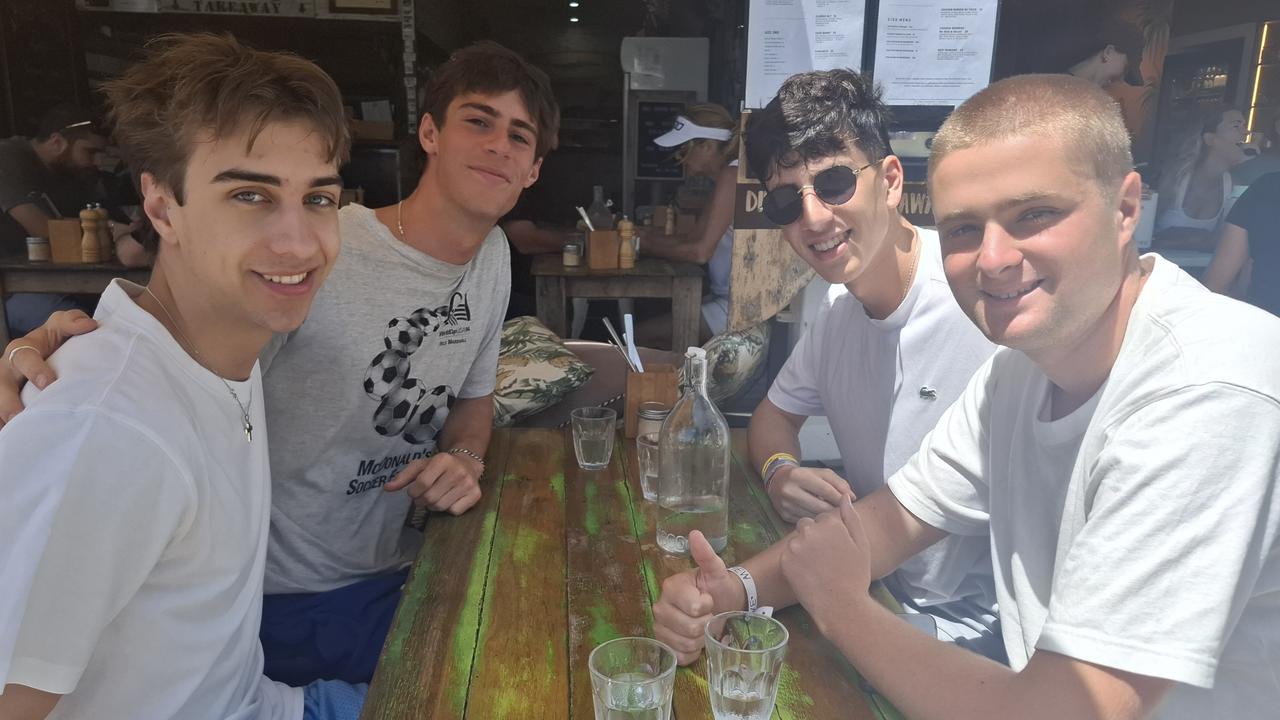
[143,286,254,443]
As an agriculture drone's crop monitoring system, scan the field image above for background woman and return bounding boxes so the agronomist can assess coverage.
[635,103,739,347]
[1155,104,1248,250]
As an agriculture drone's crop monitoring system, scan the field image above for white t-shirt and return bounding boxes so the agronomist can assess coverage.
[768,227,998,608]
[0,281,302,720]
[261,204,509,594]
[888,255,1280,718]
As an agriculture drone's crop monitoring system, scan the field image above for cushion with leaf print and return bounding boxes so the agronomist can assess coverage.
[493,316,595,427]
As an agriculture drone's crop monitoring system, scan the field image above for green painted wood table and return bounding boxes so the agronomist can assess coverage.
[360,427,904,719]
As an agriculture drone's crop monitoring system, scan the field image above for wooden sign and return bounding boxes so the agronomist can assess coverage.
[160,1,316,17]
[727,114,814,332]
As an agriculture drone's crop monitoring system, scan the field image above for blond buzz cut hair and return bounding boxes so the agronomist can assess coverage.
[929,73,1133,195]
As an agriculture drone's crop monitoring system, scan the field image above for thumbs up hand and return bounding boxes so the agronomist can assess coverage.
[653,531,746,665]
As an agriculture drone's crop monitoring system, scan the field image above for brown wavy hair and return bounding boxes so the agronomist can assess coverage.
[102,32,350,210]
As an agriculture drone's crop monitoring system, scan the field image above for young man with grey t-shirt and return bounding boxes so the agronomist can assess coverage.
[0,41,560,688]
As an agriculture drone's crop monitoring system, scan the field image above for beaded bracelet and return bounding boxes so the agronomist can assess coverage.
[446,446,486,468]
[760,452,799,487]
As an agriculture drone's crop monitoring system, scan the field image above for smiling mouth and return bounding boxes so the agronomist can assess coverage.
[981,279,1043,300]
[808,230,850,254]
[471,166,509,183]
[259,272,309,286]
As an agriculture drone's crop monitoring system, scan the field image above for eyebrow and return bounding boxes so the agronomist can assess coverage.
[458,102,538,137]
[212,169,344,188]
[934,191,1069,226]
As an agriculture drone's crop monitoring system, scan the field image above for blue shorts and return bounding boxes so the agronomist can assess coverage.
[261,569,408,686]
[303,679,367,720]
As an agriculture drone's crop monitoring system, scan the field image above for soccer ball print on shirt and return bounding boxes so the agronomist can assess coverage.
[363,293,472,447]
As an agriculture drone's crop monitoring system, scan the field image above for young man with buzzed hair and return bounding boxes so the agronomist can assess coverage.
[743,68,1000,655]
[654,73,1280,719]
[0,39,561,687]
[0,33,365,719]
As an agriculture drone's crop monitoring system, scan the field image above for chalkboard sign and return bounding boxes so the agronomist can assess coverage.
[636,101,686,180]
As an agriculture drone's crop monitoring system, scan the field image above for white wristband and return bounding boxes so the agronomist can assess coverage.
[728,565,757,613]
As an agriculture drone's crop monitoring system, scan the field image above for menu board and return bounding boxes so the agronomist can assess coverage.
[745,0,867,109]
[873,0,999,107]
[636,101,686,180]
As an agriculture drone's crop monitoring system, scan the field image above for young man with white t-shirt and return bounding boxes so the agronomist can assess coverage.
[654,74,1280,719]
[0,34,365,719]
[0,41,559,688]
[741,69,999,654]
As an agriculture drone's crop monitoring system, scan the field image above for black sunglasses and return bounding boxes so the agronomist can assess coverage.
[761,162,875,226]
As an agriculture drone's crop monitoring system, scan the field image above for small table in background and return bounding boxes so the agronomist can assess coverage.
[0,255,150,346]
[532,255,704,350]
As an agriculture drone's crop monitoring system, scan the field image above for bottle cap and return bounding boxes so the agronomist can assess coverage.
[686,346,706,359]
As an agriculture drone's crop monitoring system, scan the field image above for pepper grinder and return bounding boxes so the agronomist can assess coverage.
[617,216,635,269]
[80,206,101,262]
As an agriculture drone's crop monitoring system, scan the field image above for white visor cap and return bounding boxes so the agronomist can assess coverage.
[653,115,732,147]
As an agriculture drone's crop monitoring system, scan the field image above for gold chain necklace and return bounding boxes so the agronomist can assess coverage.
[901,231,921,304]
[143,286,254,443]
[396,199,407,241]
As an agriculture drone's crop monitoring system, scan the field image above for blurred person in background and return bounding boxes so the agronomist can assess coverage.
[1203,171,1280,317]
[1155,105,1248,250]
[634,103,739,347]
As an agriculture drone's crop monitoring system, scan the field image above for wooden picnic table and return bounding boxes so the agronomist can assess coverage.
[0,255,150,346]
[531,255,704,352]
[361,427,902,720]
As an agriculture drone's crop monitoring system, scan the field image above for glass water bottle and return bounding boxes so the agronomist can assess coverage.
[656,347,729,555]
[586,185,614,230]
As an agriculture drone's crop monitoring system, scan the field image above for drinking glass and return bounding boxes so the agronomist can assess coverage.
[588,636,676,720]
[636,432,660,502]
[572,406,617,469]
[704,611,789,720]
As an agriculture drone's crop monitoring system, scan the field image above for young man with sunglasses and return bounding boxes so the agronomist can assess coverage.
[743,69,1001,655]
[656,73,1280,719]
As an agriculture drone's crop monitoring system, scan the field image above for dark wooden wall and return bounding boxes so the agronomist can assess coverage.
[0,0,90,138]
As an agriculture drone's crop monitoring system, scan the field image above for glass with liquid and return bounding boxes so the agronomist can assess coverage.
[704,612,789,720]
[572,406,617,470]
[589,637,676,720]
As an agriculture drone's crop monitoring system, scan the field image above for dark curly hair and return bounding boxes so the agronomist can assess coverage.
[745,68,893,184]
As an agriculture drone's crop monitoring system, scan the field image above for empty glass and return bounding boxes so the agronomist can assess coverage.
[704,612,789,720]
[572,406,617,470]
[636,433,660,502]
[588,636,676,720]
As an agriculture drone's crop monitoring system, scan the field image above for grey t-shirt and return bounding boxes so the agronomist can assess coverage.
[261,203,510,594]
[0,137,53,255]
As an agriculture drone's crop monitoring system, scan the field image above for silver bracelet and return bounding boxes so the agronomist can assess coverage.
[446,447,486,468]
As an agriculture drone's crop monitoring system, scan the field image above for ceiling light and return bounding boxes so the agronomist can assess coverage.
[569,1,579,6]
[570,16,579,22]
